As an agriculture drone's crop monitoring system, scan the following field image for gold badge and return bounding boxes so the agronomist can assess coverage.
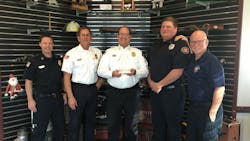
[77,58,82,61]
[112,54,116,57]
[131,51,136,57]
[58,60,62,66]
[168,44,175,50]
[64,55,69,60]
[26,61,31,68]
[181,47,190,54]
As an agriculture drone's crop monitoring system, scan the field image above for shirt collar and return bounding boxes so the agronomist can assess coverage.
[77,44,92,51]
[118,44,131,50]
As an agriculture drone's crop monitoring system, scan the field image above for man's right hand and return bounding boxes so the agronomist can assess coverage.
[28,99,37,112]
[112,70,121,77]
[68,96,78,110]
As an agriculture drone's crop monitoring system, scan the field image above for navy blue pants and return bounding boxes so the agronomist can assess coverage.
[32,94,64,141]
[67,83,97,141]
[151,85,184,141]
[106,86,140,141]
[186,103,223,141]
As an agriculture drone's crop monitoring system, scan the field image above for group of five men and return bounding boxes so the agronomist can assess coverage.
[24,16,225,141]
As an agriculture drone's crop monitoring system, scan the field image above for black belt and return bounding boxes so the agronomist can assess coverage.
[35,92,62,98]
[72,82,96,87]
[110,83,139,90]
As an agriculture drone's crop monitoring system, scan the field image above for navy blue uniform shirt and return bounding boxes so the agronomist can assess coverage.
[185,51,225,102]
[148,38,191,85]
[24,53,62,95]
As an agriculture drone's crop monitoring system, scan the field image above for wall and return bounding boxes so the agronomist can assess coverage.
[236,0,250,141]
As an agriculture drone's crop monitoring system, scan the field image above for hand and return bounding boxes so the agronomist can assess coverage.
[209,110,217,122]
[68,96,78,110]
[175,35,189,43]
[112,70,121,77]
[147,77,162,94]
[28,99,37,112]
[63,94,67,105]
[126,69,136,76]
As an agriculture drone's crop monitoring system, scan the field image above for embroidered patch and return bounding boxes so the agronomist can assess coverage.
[181,47,190,54]
[94,54,98,59]
[64,55,69,60]
[112,54,116,57]
[194,65,200,73]
[58,60,62,66]
[77,58,82,61]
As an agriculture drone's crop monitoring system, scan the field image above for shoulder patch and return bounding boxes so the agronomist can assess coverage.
[181,47,190,54]
[131,51,136,57]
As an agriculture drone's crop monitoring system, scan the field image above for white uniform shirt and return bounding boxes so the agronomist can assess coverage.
[97,45,148,89]
[62,44,102,84]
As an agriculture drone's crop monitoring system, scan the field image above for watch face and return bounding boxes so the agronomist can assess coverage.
[168,44,175,50]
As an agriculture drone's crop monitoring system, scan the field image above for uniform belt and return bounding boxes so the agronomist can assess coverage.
[72,82,96,87]
[110,83,139,90]
[35,92,61,98]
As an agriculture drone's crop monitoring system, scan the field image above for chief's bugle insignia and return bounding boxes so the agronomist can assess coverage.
[94,54,98,59]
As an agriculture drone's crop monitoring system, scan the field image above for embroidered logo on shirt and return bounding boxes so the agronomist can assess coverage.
[64,55,69,60]
[168,44,175,50]
[181,47,190,54]
[77,58,82,61]
[194,65,200,73]
[131,51,136,57]
[26,61,31,68]
[112,54,116,57]
[38,65,45,69]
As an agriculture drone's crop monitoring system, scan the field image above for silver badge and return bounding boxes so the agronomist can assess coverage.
[168,44,175,50]
[194,65,200,73]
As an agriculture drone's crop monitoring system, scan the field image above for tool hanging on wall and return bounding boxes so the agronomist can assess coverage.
[71,0,88,11]
[121,0,135,11]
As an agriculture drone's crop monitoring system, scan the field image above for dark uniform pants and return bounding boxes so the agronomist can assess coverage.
[106,85,140,141]
[186,103,223,141]
[68,83,97,141]
[151,85,184,141]
[32,94,64,141]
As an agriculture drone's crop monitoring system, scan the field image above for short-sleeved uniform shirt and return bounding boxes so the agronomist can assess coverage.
[185,51,225,102]
[61,45,102,85]
[148,38,191,85]
[24,53,62,94]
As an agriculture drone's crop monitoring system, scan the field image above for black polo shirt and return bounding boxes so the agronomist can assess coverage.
[148,38,191,84]
[24,53,62,94]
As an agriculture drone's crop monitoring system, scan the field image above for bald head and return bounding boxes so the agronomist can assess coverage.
[189,30,209,60]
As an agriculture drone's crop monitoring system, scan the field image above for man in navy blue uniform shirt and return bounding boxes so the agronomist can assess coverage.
[24,35,66,141]
[147,16,191,141]
[185,30,225,141]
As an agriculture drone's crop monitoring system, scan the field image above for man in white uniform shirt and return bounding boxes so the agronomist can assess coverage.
[97,26,148,141]
[62,26,103,141]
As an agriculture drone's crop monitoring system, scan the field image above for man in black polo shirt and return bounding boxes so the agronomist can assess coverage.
[24,35,66,141]
[147,16,191,141]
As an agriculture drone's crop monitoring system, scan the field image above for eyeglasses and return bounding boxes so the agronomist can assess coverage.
[190,39,207,44]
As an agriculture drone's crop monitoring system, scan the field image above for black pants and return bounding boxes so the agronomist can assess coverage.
[32,94,64,141]
[106,86,140,141]
[67,83,97,141]
[151,85,184,141]
[186,103,223,141]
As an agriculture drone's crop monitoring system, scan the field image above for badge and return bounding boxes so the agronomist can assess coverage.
[194,65,200,73]
[131,51,136,57]
[112,54,116,57]
[58,60,62,66]
[94,54,98,59]
[26,61,31,68]
[168,44,175,50]
[77,58,82,61]
[64,55,69,60]
[181,47,190,54]
[38,65,45,69]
